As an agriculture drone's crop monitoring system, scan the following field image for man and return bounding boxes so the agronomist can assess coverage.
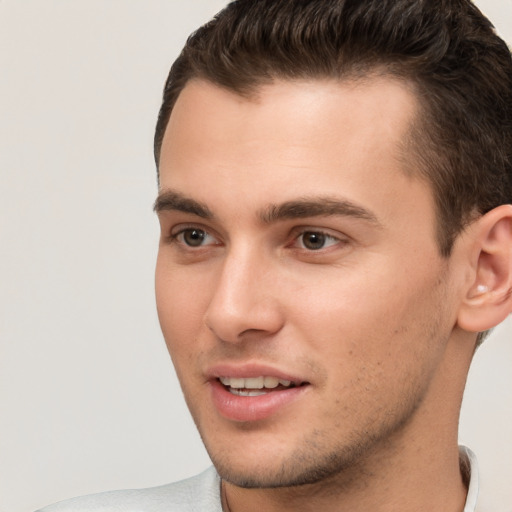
[38,0,512,510]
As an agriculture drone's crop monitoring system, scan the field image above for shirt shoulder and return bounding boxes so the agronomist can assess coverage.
[35,467,222,512]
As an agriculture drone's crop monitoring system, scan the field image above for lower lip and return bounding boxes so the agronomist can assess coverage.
[209,379,309,422]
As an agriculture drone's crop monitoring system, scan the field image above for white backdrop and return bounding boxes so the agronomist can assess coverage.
[0,1,511,511]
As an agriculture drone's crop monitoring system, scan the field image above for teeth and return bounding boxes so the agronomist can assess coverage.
[230,389,267,396]
[245,377,264,389]
[263,376,279,388]
[219,376,296,390]
[228,377,245,388]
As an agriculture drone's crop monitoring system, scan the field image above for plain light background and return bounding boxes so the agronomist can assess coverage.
[0,1,510,511]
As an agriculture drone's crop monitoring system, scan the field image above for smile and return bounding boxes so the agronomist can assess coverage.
[211,375,309,421]
[219,376,300,396]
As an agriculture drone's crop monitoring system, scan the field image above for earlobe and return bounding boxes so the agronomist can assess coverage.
[457,205,512,334]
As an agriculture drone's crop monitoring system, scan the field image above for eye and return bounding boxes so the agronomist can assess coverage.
[295,230,340,251]
[173,228,218,247]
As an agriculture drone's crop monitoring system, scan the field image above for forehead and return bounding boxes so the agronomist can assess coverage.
[160,76,418,174]
[158,77,431,231]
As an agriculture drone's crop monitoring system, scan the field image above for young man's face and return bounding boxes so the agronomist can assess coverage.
[155,78,463,487]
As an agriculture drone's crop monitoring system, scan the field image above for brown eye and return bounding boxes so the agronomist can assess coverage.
[180,229,207,247]
[301,232,327,250]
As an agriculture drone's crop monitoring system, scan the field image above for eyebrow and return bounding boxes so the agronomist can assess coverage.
[154,189,380,226]
[260,197,380,225]
[153,190,213,218]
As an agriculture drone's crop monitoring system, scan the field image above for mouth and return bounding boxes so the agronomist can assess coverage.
[207,365,311,421]
[218,376,306,396]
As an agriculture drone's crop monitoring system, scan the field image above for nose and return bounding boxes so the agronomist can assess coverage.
[204,248,284,343]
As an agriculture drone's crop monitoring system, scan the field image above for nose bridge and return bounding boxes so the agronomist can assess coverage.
[204,241,283,342]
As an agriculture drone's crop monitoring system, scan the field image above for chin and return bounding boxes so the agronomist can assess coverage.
[204,436,373,489]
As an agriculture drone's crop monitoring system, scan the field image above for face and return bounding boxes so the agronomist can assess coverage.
[155,78,461,488]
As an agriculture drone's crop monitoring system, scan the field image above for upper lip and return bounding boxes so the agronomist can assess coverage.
[206,362,308,385]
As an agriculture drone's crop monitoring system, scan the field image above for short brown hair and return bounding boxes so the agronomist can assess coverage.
[154,0,512,257]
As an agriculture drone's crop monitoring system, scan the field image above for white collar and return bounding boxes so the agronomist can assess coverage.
[460,446,479,512]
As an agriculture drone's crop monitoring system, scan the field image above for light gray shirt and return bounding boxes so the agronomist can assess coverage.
[36,466,222,512]
[36,447,479,512]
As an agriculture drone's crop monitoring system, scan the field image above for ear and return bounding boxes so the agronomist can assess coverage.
[457,205,512,334]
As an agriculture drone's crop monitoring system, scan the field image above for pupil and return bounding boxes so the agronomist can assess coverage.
[184,229,205,246]
[303,232,325,250]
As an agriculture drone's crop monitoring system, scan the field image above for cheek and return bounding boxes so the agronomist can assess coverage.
[295,263,448,376]
[291,269,404,341]
[299,285,446,436]
[155,273,209,399]
[155,260,210,356]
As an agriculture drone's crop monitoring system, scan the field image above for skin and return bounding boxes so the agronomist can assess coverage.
[155,78,478,511]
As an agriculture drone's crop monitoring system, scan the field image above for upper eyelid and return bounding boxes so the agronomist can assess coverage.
[170,223,209,235]
[289,225,348,240]
[166,220,217,236]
